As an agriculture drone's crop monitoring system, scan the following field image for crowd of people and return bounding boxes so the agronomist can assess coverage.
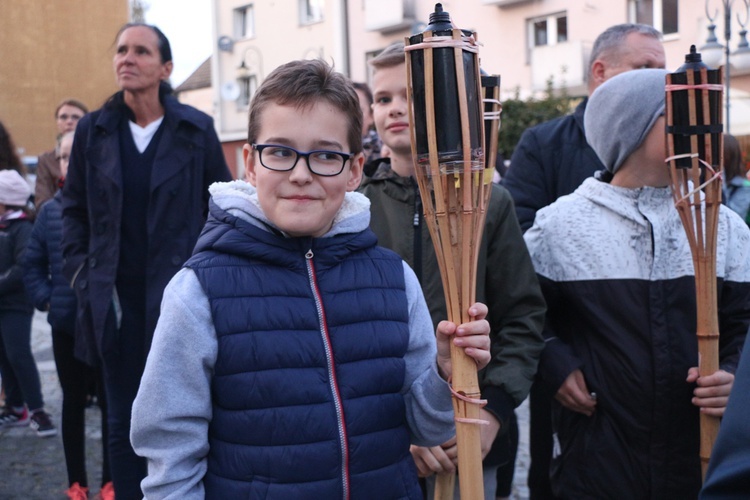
[0,17,749,500]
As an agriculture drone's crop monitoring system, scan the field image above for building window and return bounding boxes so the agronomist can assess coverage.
[238,75,258,109]
[527,13,567,63]
[628,0,678,35]
[529,13,568,48]
[299,0,324,25]
[234,4,255,39]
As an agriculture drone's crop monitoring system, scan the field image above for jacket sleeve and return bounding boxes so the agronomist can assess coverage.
[501,128,550,232]
[61,119,90,285]
[700,335,750,498]
[479,186,546,426]
[0,221,32,296]
[523,220,583,392]
[23,206,53,311]
[401,262,456,447]
[34,152,58,210]
[131,268,215,500]
[717,213,750,373]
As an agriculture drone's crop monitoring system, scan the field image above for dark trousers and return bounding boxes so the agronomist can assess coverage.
[0,309,43,410]
[528,381,557,500]
[52,328,111,488]
[100,288,148,499]
[495,411,519,498]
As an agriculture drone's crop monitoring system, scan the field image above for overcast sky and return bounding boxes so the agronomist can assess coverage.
[145,0,213,87]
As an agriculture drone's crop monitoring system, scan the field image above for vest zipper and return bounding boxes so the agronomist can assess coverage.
[305,249,350,500]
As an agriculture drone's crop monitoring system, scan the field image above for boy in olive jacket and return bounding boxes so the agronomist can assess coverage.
[359,42,545,498]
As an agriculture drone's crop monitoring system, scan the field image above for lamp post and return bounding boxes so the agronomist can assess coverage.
[700,0,750,133]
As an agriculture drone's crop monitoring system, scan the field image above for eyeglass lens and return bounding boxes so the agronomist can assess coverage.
[259,145,347,176]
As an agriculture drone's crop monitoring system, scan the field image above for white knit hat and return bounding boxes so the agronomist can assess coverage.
[0,170,31,207]
[584,68,668,174]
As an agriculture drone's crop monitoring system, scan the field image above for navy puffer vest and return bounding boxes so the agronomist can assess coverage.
[187,203,423,499]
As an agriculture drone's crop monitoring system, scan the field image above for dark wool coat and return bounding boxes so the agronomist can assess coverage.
[61,93,231,365]
[502,99,605,231]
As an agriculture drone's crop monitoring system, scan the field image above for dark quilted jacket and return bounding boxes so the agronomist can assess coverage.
[187,201,422,499]
[24,191,76,332]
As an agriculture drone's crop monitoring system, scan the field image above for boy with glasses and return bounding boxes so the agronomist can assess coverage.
[35,99,88,208]
[130,58,492,499]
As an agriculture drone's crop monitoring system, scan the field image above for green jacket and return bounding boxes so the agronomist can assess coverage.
[359,160,545,427]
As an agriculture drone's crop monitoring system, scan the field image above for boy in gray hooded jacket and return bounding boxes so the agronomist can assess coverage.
[130,59,492,499]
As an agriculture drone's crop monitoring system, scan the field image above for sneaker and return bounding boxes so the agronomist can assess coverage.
[96,481,115,500]
[0,406,29,428]
[66,482,89,500]
[29,410,57,437]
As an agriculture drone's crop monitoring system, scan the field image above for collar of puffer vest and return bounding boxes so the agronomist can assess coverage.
[208,179,372,238]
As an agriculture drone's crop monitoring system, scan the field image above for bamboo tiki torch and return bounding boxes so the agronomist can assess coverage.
[404,4,496,498]
[665,45,724,480]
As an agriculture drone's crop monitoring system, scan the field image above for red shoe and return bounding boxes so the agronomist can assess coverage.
[66,482,89,500]
[96,481,115,500]
[0,406,29,428]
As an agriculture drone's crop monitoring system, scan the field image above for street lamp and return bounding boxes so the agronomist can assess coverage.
[700,0,750,133]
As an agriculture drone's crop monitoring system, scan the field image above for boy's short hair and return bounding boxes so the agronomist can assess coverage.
[247,59,363,154]
[369,42,406,71]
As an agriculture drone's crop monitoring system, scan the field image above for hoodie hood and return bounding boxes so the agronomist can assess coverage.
[208,179,372,238]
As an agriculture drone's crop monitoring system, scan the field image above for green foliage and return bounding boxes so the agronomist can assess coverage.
[497,76,577,160]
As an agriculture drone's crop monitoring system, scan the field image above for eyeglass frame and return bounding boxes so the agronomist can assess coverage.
[251,143,356,177]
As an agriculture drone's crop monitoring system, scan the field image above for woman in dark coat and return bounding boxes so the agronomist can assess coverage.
[61,23,231,498]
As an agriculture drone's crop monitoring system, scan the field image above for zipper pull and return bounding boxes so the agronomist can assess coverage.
[305,250,314,259]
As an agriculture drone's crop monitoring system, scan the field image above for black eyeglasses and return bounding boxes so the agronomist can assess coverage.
[252,144,354,177]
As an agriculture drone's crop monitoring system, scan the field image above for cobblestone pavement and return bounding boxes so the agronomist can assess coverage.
[1,311,531,499]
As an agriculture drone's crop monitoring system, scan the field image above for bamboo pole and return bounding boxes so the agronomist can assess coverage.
[405,21,490,498]
[665,62,723,480]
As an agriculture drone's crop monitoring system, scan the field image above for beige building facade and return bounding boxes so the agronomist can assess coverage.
[0,0,129,158]
[210,0,750,174]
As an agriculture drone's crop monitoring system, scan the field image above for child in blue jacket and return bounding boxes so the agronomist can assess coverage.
[24,131,113,499]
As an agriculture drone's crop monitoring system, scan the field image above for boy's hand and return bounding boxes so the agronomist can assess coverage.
[555,369,597,417]
[409,438,457,477]
[410,410,499,477]
[686,367,734,417]
[435,302,491,379]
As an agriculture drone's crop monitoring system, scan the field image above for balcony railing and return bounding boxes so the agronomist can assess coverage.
[364,0,414,33]
[531,40,590,96]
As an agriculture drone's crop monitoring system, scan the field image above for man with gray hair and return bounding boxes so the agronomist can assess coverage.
[503,23,664,230]
[500,23,665,499]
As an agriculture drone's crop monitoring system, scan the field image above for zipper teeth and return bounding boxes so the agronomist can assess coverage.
[305,251,350,500]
